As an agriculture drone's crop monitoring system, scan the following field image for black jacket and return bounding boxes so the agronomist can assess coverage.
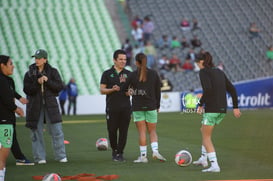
[198,67,238,113]
[23,63,64,129]
[0,73,17,124]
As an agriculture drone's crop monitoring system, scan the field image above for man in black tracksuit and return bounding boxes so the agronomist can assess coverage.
[100,49,132,162]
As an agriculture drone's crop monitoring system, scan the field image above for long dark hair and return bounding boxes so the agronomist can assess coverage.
[0,55,10,73]
[135,53,147,82]
[197,52,215,68]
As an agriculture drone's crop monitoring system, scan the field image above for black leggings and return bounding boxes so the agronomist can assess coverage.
[11,125,26,160]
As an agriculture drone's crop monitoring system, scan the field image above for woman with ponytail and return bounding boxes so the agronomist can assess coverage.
[193,52,241,172]
[123,53,166,163]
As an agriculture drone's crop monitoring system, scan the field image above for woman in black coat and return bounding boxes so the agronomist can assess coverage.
[23,49,67,164]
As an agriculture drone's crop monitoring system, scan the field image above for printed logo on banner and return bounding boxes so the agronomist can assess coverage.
[180,77,273,111]
[160,93,172,109]
[227,93,271,108]
[180,92,202,113]
[227,77,273,109]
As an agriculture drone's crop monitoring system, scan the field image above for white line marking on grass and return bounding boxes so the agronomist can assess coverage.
[63,120,105,124]
[16,120,105,125]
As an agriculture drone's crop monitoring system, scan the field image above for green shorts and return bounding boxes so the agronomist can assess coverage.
[133,110,158,123]
[0,124,13,148]
[201,113,226,126]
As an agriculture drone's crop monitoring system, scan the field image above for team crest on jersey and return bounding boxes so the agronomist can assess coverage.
[119,74,128,82]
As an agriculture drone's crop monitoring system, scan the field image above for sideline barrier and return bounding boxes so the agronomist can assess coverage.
[16,77,272,115]
[180,76,273,110]
[227,76,273,109]
[75,92,181,114]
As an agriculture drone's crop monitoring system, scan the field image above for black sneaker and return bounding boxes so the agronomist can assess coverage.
[116,154,126,162]
[112,150,118,161]
[16,159,35,165]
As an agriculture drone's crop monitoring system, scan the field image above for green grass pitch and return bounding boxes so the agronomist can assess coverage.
[6,109,273,181]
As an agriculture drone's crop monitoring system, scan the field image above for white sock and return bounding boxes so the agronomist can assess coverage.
[151,142,158,153]
[140,146,147,157]
[201,145,207,160]
[0,169,5,181]
[207,152,219,168]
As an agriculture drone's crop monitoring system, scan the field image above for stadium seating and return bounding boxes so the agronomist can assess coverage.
[0,0,121,95]
[127,0,273,91]
[1,0,273,94]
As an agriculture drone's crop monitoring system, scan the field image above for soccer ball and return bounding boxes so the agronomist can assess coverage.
[175,150,192,167]
[42,173,61,181]
[96,138,108,151]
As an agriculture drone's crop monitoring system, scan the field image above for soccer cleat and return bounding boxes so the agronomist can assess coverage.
[193,158,208,167]
[38,160,46,164]
[202,166,220,173]
[59,157,68,163]
[16,159,35,166]
[133,156,148,163]
[152,152,167,162]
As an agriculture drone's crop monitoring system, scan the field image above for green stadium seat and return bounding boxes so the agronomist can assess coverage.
[0,0,121,95]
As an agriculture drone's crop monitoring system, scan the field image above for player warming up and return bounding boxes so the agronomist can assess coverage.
[123,53,166,163]
[193,52,241,172]
[0,55,24,181]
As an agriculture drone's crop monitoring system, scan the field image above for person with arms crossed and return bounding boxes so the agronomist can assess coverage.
[193,52,241,172]
[23,49,67,164]
[123,52,166,163]
[100,49,132,162]
[0,55,24,181]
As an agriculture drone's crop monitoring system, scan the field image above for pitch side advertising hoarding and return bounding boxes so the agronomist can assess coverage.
[17,76,271,115]
[55,91,181,115]
[227,76,273,109]
[181,76,273,110]
[160,92,181,112]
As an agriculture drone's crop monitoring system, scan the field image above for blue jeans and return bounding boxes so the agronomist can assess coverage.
[31,105,66,162]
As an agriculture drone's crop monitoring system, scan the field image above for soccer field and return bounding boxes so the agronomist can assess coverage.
[7,109,273,181]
